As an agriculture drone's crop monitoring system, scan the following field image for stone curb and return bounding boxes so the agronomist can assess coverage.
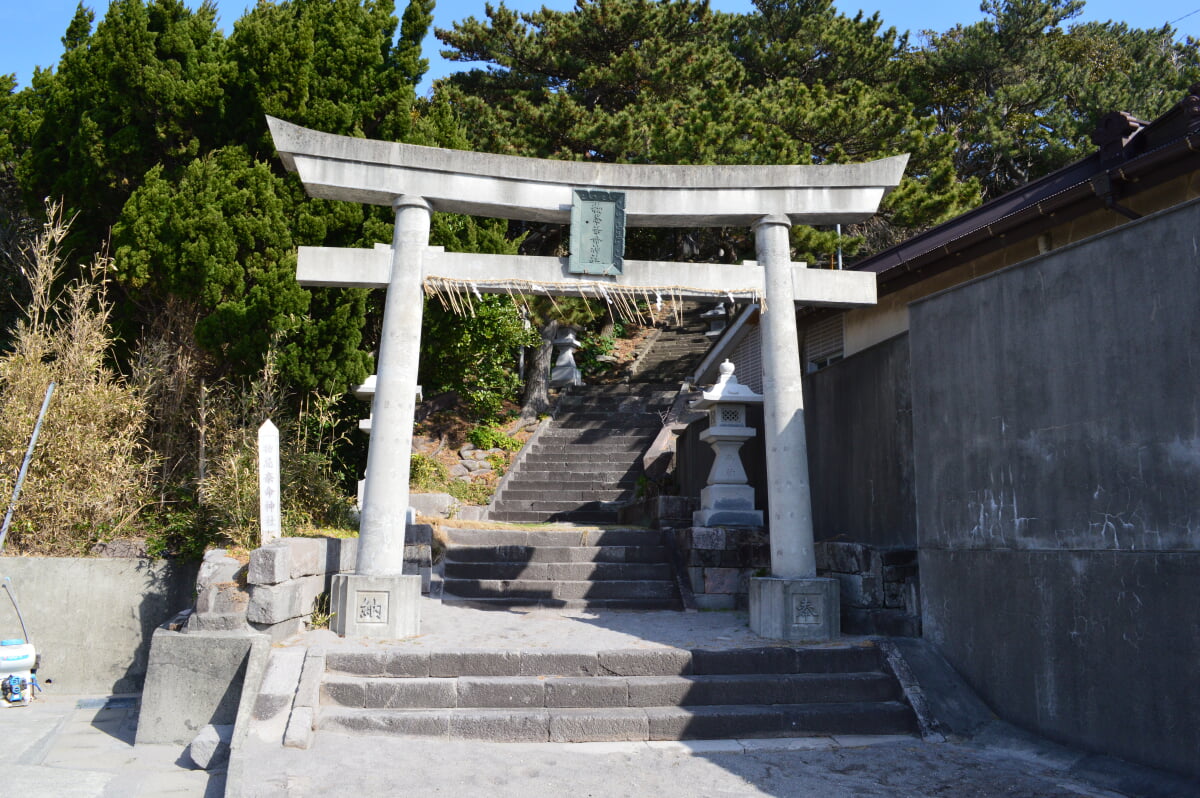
[223,635,273,798]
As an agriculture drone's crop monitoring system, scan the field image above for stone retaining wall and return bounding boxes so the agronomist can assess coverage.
[669,529,919,634]
[187,529,433,641]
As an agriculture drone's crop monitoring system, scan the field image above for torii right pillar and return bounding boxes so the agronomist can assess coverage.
[750,215,841,641]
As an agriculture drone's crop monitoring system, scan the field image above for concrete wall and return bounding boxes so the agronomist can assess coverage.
[0,557,197,694]
[909,197,1200,778]
[805,334,915,549]
[843,169,1200,356]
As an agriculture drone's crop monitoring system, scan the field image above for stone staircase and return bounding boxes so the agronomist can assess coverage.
[488,383,676,525]
[631,301,714,383]
[315,643,918,743]
[440,526,682,610]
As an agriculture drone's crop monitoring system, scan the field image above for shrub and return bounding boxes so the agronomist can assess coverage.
[466,425,520,452]
[410,453,450,492]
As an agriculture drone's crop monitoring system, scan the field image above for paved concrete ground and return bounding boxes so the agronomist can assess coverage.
[305,598,831,653]
[235,729,1168,798]
[5,694,222,798]
[7,601,1197,798]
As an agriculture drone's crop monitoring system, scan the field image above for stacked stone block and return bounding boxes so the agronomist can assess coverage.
[816,542,920,638]
[184,528,435,642]
[188,551,252,633]
[670,529,920,635]
[674,526,770,610]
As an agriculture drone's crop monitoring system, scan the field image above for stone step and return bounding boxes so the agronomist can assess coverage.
[444,544,669,564]
[531,436,652,448]
[486,510,620,524]
[442,529,665,547]
[562,382,680,394]
[441,579,677,601]
[496,488,633,503]
[513,461,641,475]
[492,484,633,499]
[516,460,643,472]
[490,500,629,513]
[442,561,672,581]
[438,595,683,610]
[322,672,901,710]
[532,437,654,449]
[550,411,662,422]
[501,473,637,486]
[318,701,916,742]
[505,464,640,479]
[324,645,886,678]
[495,478,639,492]
[487,499,625,514]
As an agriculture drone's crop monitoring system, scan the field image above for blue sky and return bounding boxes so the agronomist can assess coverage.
[3,0,1198,96]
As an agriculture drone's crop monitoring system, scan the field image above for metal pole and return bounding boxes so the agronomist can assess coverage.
[0,382,56,553]
[2,577,31,644]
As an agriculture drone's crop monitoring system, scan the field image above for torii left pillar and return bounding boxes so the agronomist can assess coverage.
[330,196,429,638]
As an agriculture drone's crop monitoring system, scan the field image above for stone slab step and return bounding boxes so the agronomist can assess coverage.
[522,454,645,467]
[322,672,900,710]
[443,529,664,547]
[532,438,653,449]
[512,468,640,481]
[486,510,621,524]
[517,457,643,471]
[491,500,629,513]
[318,702,916,742]
[498,478,638,491]
[530,442,652,454]
[438,595,683,610]
[550,412,662,423]
[441,578,676,600]
[324,645,885,678]
[496,489,633,503]
[445,545,669,564]
[442,561,672,581]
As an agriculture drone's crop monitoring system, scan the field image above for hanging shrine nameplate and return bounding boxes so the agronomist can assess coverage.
[569,189,626,275]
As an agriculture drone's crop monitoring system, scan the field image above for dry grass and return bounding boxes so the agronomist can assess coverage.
[0,203,153,555]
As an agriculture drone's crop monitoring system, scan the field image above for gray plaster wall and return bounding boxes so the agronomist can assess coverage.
[805,333,915,548]
[0,557,197,694]
[909,197,1200,778]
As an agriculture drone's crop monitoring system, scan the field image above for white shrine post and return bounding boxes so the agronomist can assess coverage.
[257,420,281,545]
[267,116,906,640]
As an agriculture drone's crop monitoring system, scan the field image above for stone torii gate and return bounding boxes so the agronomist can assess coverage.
[268,116,906,641]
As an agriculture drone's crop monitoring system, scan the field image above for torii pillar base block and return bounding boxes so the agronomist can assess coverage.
[749,576,840,642]
[330,574,421,639]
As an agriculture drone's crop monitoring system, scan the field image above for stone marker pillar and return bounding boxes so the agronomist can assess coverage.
[257,420,281,545]
[750,214,839,640]
[330,195,426,639]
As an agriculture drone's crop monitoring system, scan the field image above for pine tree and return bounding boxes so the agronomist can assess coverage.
[435,0,978,262]
[909,0,1200,200]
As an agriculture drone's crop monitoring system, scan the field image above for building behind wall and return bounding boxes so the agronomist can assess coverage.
[687,85,1200,779]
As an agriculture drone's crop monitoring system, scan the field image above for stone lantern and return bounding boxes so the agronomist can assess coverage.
[549,330,583,387]
[691,360,763,527]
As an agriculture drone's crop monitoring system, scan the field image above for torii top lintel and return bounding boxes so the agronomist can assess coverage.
[267,117,909,228]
